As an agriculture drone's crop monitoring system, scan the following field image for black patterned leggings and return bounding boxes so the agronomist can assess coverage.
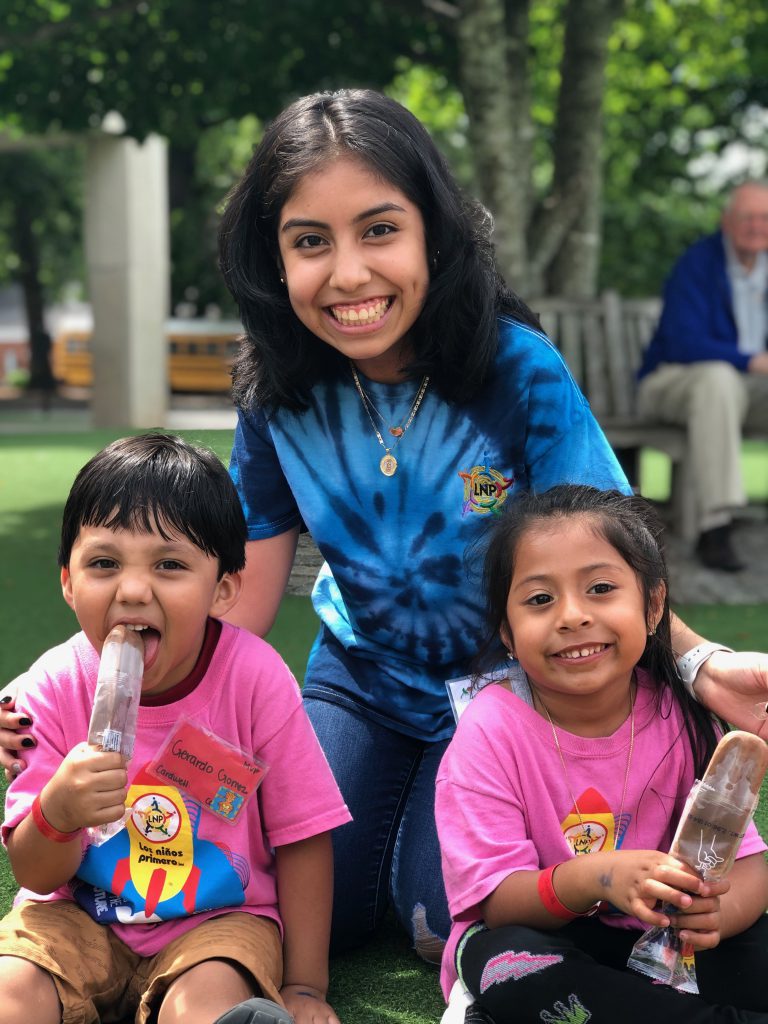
[457,917,768,1023]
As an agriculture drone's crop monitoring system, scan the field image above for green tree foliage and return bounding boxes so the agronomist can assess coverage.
[601,0,767,293]
[0,0,765,303]
[0,0,452,311]
[0,147,83,294]
[0,0,451,140]
[0,145,83,385]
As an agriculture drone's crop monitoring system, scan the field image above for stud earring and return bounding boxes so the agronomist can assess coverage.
[506,650,516,661]
[279,275,286,285]
[648,627,656,636]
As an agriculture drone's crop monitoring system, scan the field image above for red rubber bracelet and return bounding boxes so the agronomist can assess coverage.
[537,864,582,921]
[31,795,82,843]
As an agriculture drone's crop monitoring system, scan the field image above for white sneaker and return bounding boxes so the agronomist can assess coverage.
[440,980,476,1024]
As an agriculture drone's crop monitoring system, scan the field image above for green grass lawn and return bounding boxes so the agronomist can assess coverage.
[0,429,766,1022]
[640,441,768,505]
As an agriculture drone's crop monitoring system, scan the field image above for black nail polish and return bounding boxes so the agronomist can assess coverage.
[18,717,32,727]
[21,738,35,748]
[0,696,12,705]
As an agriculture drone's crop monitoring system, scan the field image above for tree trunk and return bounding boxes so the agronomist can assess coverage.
[543,0,625,297]
[456,0,624,298]
[11,200,56,392]
[456,0,534,294]
[169,142,197,212]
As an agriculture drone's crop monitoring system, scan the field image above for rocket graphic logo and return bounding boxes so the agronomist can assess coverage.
[74,763,248,925]
[561,787,628,855]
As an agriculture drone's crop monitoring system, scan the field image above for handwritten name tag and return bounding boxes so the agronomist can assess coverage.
[147,718,268,825]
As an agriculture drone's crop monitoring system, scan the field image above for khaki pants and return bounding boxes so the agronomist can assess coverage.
[637,361,768,534]
[0,900,283,1024]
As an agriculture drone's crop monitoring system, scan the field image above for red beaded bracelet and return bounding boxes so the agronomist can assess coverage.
[31,795,82,843]
[537,864,583,921]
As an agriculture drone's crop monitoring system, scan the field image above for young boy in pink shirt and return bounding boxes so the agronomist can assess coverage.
[0,432,350,1024]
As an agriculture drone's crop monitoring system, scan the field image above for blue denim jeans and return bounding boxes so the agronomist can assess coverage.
[303,692,451,959]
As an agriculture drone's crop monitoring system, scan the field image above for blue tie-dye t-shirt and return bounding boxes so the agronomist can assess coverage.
[230,316,629,740]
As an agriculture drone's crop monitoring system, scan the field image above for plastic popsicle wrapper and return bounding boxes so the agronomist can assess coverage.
[86,625,144,846]
[669,730,768,880]
[88,624,144,759]
[628,730,768,992]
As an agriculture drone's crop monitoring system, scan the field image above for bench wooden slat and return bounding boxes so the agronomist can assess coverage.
[286,533,325,596]
[532,291,699,538]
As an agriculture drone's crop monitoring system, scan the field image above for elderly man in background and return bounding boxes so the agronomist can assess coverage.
[638,180,768,572]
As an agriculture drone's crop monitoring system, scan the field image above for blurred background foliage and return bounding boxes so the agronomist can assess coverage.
[0,0,765,316]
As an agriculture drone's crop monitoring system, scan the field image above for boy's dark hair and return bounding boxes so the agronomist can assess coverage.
[218,88,540,413]
[474,484,720,777]
[58,433,247,577]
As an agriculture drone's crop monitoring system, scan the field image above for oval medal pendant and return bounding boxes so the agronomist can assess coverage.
[380,453,398,476]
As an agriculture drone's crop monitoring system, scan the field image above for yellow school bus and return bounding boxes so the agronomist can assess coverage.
[51,320,243,393]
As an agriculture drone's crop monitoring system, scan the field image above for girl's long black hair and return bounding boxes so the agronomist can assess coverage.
[218,88,539,413]
[473,484,721,778]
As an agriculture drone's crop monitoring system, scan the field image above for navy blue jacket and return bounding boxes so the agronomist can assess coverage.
[639,231,750,379]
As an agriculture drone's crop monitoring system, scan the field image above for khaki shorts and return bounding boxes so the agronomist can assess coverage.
[0,899,283,1024]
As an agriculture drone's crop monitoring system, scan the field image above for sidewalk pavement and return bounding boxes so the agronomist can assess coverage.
[0,388,237,434]
[1,390,766,605]
[664,515,767,605]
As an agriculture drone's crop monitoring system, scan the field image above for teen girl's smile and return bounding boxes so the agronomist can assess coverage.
[277,156,430,383]
[61,524,240,697]
[504,517,660,729]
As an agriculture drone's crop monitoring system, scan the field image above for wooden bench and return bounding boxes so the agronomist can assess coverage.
[286,533,325,597]
[531,291,704,540]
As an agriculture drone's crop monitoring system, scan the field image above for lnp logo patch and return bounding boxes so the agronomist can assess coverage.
[458,463,514,517]
[480,950,563,991]
[132,792,181,841]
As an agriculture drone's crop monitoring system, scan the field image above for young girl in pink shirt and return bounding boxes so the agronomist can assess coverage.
[436,484,768,1024]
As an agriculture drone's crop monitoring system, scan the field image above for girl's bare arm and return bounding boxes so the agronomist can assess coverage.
[223,529,300,637]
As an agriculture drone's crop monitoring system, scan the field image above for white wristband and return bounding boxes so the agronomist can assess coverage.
[676,642,734,699]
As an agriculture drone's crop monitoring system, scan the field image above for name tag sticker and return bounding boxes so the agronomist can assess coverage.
[146,718,268,825]
[446,667,518,723]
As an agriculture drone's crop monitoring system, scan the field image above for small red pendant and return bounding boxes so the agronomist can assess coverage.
[389,426,404,437]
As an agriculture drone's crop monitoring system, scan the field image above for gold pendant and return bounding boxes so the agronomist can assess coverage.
[380,453,398,476]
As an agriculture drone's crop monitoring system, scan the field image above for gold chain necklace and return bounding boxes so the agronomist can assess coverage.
[350,362,430,476]
[536,686,636,856]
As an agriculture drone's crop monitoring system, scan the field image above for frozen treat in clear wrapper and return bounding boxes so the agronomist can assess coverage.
[86,624,144,845]
[628,731,768,993]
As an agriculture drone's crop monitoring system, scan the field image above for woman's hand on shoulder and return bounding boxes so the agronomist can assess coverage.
[692,650,768,739]
[0,683,35,781]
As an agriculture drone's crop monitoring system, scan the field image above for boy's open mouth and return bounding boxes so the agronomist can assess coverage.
[124,623,161,669]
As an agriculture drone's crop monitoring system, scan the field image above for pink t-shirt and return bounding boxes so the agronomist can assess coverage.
[435,671,767,998]
[3,622,351,956]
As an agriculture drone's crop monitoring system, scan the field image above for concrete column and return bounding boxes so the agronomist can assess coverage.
[84,133,169,427]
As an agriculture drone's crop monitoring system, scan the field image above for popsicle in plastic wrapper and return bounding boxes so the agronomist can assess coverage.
[628,730,768,993]
[86,624,144,845]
